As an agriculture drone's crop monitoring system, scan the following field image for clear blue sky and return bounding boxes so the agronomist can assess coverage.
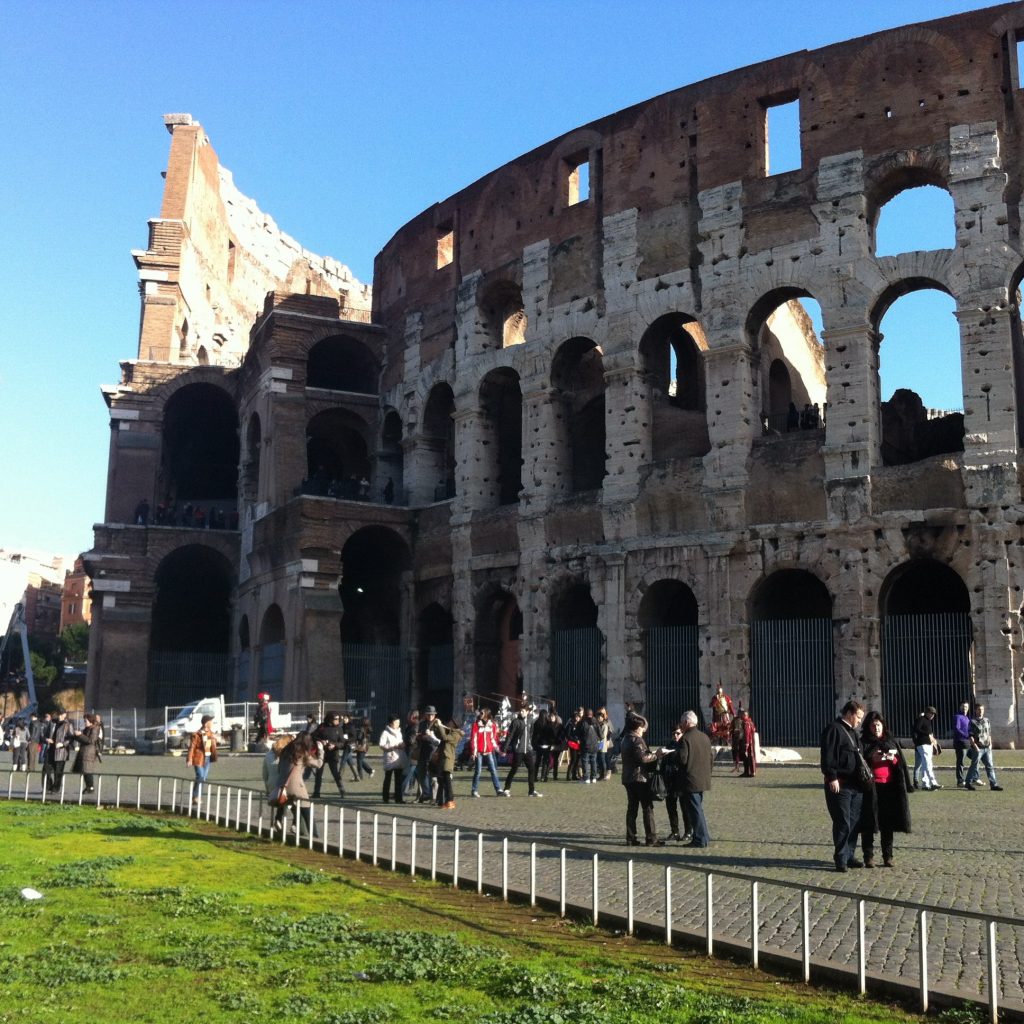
[0,0,993,558]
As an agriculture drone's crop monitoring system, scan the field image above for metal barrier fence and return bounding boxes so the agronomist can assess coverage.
[5,770,1013,1023]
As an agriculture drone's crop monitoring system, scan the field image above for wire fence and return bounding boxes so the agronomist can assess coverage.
[5,769,1015,1023]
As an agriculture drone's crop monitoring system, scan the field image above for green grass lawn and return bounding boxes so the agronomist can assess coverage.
[0,803,973,1024]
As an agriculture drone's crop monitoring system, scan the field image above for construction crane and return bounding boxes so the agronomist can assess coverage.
[0,602,38,717]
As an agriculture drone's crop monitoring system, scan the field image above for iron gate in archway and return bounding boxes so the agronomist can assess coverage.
[750,618,834,747]
[881,612,972,741]
[341,642,409,734]
[551,627,606,715]
[644,625,701,745]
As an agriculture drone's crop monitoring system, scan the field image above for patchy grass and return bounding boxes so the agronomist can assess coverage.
[0,803,945,1024]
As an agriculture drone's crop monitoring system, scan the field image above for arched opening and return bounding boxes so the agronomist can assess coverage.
[880,559,972,739]
[875,285,963,466]
[237,615,251,700]
[747,292,825,435]
[550,582,605,715]
[479,368,522,506]
[479,280,527,349]
[474,589,522,706]
[242,413,261,503]
[307,335,379,393]
[159,383,239,508]
[749,569,833,746]
[552,337,606,493]
[873,182,955,256]
[418,603,454,720]
[639,314,710,460]
[379,409,404,505]
[257,605,286,697]
[422,383,456,501]
[304,408,371,498]
[638,580,701,745]
[339,527,412,728]
[148,545,233,706]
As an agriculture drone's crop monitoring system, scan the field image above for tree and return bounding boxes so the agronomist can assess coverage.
[30,651,57,686]
[59,623,90,665]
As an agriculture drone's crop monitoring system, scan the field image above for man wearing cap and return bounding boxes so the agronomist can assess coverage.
[912,706,941,791]
[186,714,218,809]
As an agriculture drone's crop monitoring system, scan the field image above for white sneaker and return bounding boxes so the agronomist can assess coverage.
[502,790,511,797]
[471,792,481,798]
[529,791,543,798]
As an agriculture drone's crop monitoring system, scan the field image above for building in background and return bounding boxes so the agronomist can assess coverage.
[85,6,1024,745]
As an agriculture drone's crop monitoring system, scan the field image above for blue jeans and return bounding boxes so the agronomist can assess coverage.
[824,783,863,865]
[684,791,710,846]
[581,752,597,782]
[472,753,502,795]
[191,758,210,803]
[966,746,997,786]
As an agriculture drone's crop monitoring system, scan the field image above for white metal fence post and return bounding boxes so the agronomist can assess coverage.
[410,821,417,876]
[593,854,600,927]
[857,899,866,995]
[918,909,929,1013]
[529,842,537,907]
[801,889,810,983]
[751,880,759,968]
[664,865,671,944]
[453,829,461,888]
[559,848,566,918]
[626,859,635,936]
[476,833,483,893]
[986,920,998,1024]
[502,837,508,901]
[705,872,714,955]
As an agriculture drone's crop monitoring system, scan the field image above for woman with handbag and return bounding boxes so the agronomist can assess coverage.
[72,713,103,794]
[270,732,323,835]
[859,711,912,867]
[619,712,665,847]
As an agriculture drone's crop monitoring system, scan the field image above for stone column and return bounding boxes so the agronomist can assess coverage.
[520,385,569,505]
[598,553,632,713]
[602,356,650,504]
[453,407,497,512]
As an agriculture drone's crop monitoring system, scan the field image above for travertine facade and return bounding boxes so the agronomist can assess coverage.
[87,6,1024,745]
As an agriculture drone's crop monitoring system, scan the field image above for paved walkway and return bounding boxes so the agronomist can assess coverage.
[5,750,1022,1009]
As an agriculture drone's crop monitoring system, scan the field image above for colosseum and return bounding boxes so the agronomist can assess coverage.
[85,4,1024,746]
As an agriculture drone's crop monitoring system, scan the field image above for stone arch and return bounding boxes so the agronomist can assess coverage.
[475,585,523,705]
[257,603,286,696]
[551,336,606,493]
[148,544,234,706]
[746,288,826,434]
[479,367,523,506]
[638,579,701,743]
[339,526,412,645]
[869,277,963,467]
[879,559,973,737]
[307,334,379,393]
[379,407,404,504]
[158,381,239,507]
[748,568,834,746]
[479,279,527,349]
[422,382,457,501]
[639,313,710,460]
[305,408,371,495]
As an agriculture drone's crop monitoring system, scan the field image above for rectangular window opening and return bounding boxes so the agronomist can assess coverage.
[436,223,454,269]
[566,152,590,206]
[764,96,800,176]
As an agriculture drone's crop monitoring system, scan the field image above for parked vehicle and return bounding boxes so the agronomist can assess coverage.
[160,695,293,748]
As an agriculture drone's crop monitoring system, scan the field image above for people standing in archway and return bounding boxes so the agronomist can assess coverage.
[708,684,733,744]
[820,700,867,872]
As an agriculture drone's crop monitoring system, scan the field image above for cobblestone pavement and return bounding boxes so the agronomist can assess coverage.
[6,749,1023,1008]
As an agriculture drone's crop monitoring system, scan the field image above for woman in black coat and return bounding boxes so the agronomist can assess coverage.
[860,711,912,868]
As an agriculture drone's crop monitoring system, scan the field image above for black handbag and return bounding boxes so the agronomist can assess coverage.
[647,768,667,801]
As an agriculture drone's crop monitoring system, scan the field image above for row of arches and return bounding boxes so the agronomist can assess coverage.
[144,532,976,748]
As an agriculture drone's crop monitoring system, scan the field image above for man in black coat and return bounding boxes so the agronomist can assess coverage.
[311,712,347,799]
[43,708,74,792]
[677,710,713,847]
[820,699,867,872]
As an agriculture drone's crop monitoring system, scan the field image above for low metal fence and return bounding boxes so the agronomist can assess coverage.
[5,769,1014,1023]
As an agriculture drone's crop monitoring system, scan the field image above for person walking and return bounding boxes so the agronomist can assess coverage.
[271,732,323,837]
[912,706,941,791]
[953,701,972,788]
[677,710,713,847]
[71,713,103,794]
[502,704,541,797]
[470,707,503,797]
[11,719,29,771]
[378,714,407,803]
[858,711,911,867]
[311,712,347,799]
[619,711,663,846]
[820,700,867,872]
[965,702,1004,791]
[43,708,74,793]
[186,714,218,810]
